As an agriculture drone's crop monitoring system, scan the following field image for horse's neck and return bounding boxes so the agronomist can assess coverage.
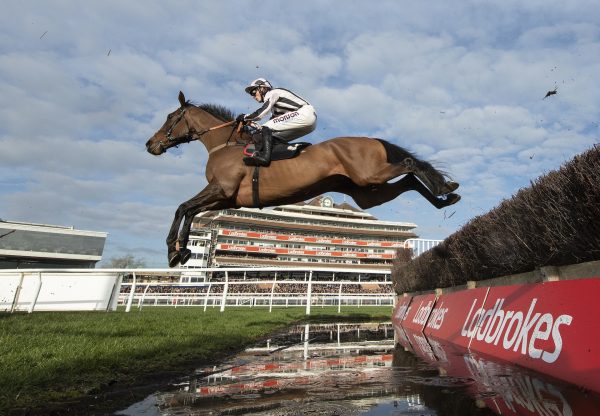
[201,129,234,154]
[190,108,235,153]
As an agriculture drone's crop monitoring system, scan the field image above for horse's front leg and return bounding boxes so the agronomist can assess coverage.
[177,190,231,266]
[166,203,189,265]
[166,182,229,267]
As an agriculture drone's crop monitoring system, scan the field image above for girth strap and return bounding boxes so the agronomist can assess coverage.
[252,166,260,207]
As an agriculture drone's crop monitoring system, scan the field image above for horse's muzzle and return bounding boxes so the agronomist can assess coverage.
[146,138,165,155]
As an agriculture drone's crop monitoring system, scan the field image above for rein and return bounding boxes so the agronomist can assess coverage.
[162,106,237,149]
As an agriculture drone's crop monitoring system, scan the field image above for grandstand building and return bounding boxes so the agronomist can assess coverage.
[181,195,417,278]
[0,220,107,269]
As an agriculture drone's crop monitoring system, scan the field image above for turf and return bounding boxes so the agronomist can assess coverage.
[0,306,392,412]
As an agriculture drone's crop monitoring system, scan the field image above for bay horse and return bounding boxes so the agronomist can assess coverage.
[146,92,460,267]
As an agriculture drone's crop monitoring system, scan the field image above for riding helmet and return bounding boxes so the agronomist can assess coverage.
[245,78,273,95]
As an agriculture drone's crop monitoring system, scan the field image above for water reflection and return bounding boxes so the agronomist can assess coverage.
[395,324,600,416]
[117,322,600,415]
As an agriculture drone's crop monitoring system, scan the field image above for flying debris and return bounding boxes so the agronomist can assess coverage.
[39,30,47,39]
[530,154,535,160]
[107,49,111,56]
[543,86,558,99]
[443,209,456,220]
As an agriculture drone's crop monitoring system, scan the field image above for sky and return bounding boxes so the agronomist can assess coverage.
[1,1,599,267]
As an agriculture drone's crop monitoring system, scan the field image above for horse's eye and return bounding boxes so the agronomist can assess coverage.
[167,114,173,120]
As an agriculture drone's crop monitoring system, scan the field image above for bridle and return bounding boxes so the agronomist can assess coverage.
[161,106,237,149]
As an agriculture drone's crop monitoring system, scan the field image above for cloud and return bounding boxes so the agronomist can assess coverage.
[1,1,600,266]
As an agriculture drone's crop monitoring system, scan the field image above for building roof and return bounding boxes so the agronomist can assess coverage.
[0,220,107,265]
[195,195,417,233]
[196,214,416,238]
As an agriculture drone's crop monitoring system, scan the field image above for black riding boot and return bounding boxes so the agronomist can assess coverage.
[244,127,273,167]
[243,130,262,165]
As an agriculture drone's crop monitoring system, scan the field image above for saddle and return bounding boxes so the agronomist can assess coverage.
[244,139,311,209]
[243,139,311,162]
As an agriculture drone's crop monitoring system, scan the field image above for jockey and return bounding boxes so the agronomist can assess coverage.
[237,78,317,166]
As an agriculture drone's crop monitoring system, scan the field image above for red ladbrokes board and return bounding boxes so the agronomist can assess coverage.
[391,295,412,328]
[415,278,600,392]
[423,287,489,348]
[467,279,600,392]
[399,293,437,332]
[402,326,600,416]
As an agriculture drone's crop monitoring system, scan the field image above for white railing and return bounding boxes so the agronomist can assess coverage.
[403,238,442,258]
[0,266,393,315]
[118,280,394,313]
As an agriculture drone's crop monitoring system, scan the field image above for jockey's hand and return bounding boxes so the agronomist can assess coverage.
[236,114,246,123]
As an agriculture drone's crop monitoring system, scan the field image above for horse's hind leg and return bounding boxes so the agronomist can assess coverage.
[401,175,460,208]
[358,159,414,185]
[349,174,460,210]
[362,159,459,197]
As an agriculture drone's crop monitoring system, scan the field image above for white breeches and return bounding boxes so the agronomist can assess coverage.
[263,105,317,142]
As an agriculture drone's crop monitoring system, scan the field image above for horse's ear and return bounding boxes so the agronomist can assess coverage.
[178,91,186,107]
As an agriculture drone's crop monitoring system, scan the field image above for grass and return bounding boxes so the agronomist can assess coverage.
[0,306,392,413]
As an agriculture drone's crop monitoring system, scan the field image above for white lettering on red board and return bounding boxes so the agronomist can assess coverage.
[460,298,573,363]
[426,301,448,330]
[412,301,433,326]
[395,303,410,321]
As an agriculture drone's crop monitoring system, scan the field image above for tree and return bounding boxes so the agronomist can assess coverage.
[103,254,147,269]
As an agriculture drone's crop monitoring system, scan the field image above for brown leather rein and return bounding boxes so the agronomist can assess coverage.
[162,107,241,151]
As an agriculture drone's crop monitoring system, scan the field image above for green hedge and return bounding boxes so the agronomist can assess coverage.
[393,145,600,293]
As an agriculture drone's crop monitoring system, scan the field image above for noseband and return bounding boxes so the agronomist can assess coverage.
[164,107,194,145]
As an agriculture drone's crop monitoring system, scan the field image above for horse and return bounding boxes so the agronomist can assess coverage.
[146,91,460,267]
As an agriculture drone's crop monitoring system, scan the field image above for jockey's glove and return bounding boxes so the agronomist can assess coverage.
[236,114,246,123]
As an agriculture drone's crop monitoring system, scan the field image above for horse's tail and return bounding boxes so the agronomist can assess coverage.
[376,139,418,164]
[376,139,450,192]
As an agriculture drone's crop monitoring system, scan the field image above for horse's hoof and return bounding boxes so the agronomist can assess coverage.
[180,248,192,265]
[443,181,460,193]
[168,251,181,268]
[444,193,461,206]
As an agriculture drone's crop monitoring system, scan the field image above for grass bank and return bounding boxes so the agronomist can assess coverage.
[0,306,391,413]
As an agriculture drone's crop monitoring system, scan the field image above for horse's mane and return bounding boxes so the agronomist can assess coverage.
[193,102,236,122]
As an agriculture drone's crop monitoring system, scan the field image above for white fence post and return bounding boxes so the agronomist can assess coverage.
[28,272,43,313]
[125,272,136,313]
[306,270,313,315]
[338,282,343,314]
[138,284,150,310]
[220,271,229,312]
[303,323,310,360]
[269,275,277,313]
[106,273,122,312]
[203,283,212,312]
[10,272,25,313]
